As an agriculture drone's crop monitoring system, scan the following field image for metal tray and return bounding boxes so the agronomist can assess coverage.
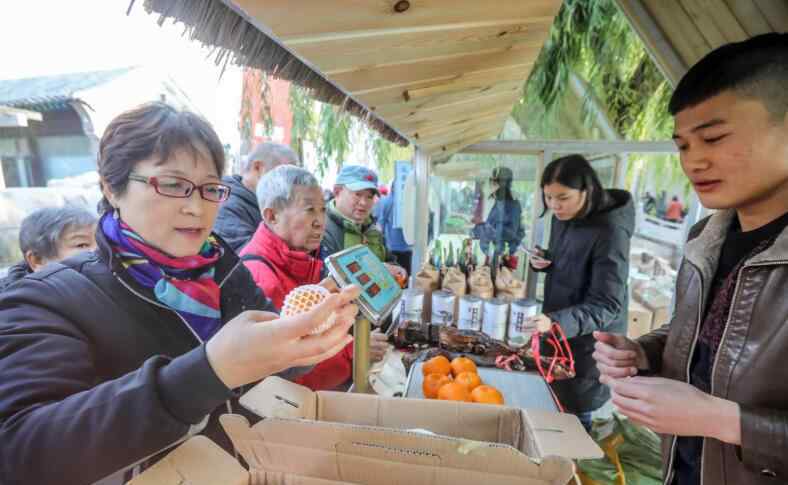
[405,362,558,412]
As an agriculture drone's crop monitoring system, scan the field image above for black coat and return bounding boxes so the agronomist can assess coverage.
[0,261,31,292]
[0,228,278,485]
[213,175,261,252]
[539,189,635,413]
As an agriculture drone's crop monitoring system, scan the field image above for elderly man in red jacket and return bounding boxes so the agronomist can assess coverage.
[240,164,388,390]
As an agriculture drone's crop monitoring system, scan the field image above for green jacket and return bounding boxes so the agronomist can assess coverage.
[321,201,390,262]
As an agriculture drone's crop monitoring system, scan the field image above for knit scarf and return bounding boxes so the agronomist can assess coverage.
[101,212,223,341]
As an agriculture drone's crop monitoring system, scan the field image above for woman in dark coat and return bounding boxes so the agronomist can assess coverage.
[529,154,635,429]
[0,103,359,485]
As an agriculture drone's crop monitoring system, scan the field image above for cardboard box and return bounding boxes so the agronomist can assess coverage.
[132,377,602,485]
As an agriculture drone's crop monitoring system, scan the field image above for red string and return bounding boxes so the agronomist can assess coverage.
[531,322,575,412]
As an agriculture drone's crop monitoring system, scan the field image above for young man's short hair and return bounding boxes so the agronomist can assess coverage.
[669,33,788,119]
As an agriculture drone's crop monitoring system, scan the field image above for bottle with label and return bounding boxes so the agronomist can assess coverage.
[446,241,455,267]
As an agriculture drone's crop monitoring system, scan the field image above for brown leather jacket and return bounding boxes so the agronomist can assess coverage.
[638,210,788,485]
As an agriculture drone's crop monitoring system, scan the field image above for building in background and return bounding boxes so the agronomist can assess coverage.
[0,66,199,188]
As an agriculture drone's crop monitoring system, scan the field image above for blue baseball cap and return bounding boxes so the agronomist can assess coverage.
[335,165,379,193]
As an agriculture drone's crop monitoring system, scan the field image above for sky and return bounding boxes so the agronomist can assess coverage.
[0,0,242,148]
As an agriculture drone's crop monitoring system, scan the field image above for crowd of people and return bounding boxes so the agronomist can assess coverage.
[0,33,785,485]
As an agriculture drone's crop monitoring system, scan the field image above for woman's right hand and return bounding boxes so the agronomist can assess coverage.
[592,331,650,381]
[205,285,361,389]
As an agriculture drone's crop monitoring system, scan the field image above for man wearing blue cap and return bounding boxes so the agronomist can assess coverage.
[322,165,407,280]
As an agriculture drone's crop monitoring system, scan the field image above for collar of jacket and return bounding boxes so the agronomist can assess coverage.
[94,218,243,290]
[328,200,374,234]
[245,223,323,284]
[223,174,258,208]
[684,209,788,283]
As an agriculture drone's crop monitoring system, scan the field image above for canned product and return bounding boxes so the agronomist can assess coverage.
[399,288,425,322]
[457,295,483,331]
[431,290,457,326]
[482,298,509,340]
[508,298,540,347]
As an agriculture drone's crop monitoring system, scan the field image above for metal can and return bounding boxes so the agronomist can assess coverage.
[431,290,457,326]
[508,298,540,347]
[482,298,509,340]
[399,288,425,323]
[457,295,483,331]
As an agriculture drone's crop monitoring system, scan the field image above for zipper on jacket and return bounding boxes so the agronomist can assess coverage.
[663,264,705,485]
[698,259,786,484]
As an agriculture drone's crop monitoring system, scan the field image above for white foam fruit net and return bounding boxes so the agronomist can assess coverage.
[281,284,336,335]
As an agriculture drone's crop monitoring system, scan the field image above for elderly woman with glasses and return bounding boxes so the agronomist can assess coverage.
[0,103,359,485]
[240,165,388,391]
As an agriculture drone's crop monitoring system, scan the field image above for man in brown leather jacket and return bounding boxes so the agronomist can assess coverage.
[593,33,788,485]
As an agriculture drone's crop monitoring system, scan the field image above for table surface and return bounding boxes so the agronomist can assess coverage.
[405,362,558,412]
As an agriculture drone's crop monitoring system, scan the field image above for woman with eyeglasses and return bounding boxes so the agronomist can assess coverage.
[0,103,359,485]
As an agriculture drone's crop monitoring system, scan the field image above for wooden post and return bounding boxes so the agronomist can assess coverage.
[410,147,431,275]
[352,315,372,394]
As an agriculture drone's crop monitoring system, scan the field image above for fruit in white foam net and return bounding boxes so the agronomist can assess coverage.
[281,285,337,335]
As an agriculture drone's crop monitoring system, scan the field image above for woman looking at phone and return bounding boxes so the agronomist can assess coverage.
[528,154,634,429]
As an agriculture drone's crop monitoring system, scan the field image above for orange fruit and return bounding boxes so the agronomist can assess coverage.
[450,356,477,377]
[454,371,483,392]
[471,385,505,405]
[437,382,472,402]
[422,373,453,399]
[422,355,452,376]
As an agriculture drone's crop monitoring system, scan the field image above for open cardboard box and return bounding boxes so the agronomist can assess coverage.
[131,377,603,485]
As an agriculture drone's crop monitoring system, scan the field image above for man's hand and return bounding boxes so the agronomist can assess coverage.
[593,331,650,378]
[369,329,389,363]
[602,375,742,445]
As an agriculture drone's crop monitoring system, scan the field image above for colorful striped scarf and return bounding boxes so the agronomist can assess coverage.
[101,212,224,341]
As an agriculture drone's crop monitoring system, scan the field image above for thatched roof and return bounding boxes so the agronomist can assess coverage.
[141,0,562,157]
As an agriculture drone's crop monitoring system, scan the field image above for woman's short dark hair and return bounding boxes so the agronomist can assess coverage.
[97,102,226,213]
[539,154,608,219]
[19,206,97,260]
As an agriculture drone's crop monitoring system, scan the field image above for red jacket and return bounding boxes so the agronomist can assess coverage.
[240,224,353,391]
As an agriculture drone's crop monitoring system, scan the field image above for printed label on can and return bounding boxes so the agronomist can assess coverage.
[431,291,456,325]
[457,296,483,331]
[482,299,509,340]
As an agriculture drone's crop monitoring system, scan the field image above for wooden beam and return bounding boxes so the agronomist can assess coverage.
[425,131,498,157]
[373,80,523,120]
[645,0,712,67]
[615,0,689,85]
[358,66,530,110]
[386,90,518,123]
[230,0,562,40]
[331,44,541,95]
[411,113,509,140]
[460,139,678,155]
[723,0,773,36]
[679,0,742,47]
[754,0,788,31]
[392,100,518,134]
[288,23,549,75]
[421,122,506,150]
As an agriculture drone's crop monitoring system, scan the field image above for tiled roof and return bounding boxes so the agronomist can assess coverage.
[0,67,135,110]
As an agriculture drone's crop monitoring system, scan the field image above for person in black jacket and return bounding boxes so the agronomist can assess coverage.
[0,205,97,292]
[213,142,299,251]
[528,154,634,429]
[0,103,359,485]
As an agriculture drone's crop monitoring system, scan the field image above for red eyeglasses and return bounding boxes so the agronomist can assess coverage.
[128,173,231,202]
